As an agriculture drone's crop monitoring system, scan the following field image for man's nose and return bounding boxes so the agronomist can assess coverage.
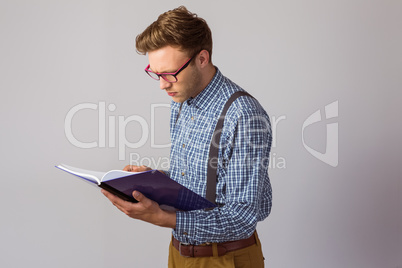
[159,78,172,90]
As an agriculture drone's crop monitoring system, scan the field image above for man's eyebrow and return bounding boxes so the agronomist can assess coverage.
[149,65,177,74]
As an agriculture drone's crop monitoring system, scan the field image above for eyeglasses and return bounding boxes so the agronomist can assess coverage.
[144,57,193,83]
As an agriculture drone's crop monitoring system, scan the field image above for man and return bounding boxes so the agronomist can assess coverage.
[102,6,272,267]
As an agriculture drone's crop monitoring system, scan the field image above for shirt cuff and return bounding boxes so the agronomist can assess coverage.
[175,211,197,243]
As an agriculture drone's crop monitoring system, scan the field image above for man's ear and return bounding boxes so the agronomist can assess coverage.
[197,50,210,67]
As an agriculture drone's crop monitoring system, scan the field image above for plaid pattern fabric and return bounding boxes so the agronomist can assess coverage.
[169,68,272,245]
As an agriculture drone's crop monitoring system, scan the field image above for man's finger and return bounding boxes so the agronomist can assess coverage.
[123,165,132,171]
[123,165,152,172]
[132,190,142,202]
[132,191,152,205]
[102,189,126,206]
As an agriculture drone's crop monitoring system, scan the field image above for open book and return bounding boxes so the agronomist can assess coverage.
[56,164,216,211]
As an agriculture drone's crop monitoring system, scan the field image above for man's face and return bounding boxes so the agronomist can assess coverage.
[148,46,202,103]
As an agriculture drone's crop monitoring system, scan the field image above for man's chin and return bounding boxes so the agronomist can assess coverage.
[171,96,185,103]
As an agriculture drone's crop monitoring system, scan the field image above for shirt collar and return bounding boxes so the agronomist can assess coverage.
[170,67,223,110]
[188,67,223,110]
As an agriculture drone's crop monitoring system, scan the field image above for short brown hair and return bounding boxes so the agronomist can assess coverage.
[135,6,213,59]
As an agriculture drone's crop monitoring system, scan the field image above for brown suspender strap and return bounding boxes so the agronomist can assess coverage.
[205,91,253,204]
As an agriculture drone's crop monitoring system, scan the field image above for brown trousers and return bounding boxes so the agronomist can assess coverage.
[168,232,265,268]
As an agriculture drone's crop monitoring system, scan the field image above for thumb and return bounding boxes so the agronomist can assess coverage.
[132,190,144,202]
[132,191,154,208]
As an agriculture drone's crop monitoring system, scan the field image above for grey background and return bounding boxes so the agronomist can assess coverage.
[1,0,401,267]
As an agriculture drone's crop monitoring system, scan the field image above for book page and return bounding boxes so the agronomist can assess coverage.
[57,164,106,184]
[101,170,140,182]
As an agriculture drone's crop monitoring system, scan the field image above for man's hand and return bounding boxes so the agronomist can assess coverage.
[101,189,176,229]
[123,165,152,172]
[123,164,167,175]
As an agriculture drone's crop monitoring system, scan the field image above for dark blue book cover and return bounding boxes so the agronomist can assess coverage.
[56,165,216,211]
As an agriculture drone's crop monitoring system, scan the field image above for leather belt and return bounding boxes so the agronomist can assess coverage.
[172,233,257,257]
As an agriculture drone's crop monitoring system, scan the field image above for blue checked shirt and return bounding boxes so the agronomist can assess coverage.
[167,68,272,245]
